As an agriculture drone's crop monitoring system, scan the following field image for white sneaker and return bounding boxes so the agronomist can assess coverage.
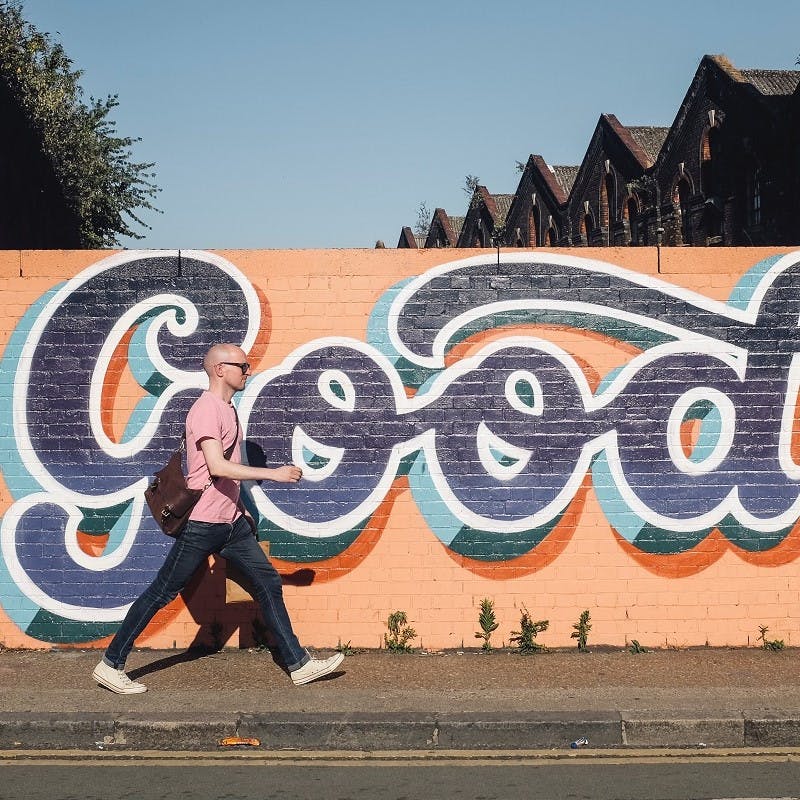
[92,660,148,694]
[291,652,344,686]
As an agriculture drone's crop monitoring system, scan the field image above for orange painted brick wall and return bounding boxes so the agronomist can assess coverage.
[0,247,798,652]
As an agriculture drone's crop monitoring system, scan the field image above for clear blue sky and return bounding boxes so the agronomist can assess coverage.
[18,0,800,249]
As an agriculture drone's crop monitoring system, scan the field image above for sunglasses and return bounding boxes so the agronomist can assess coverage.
[217,362,251,374]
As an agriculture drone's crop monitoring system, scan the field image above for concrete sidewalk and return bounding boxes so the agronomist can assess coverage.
[1,646,799,752]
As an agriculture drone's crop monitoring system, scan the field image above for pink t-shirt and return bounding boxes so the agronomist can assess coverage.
[185,391,242,523]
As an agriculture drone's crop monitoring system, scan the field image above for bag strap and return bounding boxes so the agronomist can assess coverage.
[183,405,241,490]
[223,406,240,461]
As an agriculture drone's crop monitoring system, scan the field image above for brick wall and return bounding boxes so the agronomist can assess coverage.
[1,247,799,652]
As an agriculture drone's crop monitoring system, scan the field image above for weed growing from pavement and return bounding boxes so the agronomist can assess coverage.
[475,598,499,651]
[571,609,592,652]
[757,625,785,651]
[510,606,548,654]
[336,639,364,656]
[384,611,417,653]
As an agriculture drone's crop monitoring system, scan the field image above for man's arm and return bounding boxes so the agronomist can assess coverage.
[199,438,302,483]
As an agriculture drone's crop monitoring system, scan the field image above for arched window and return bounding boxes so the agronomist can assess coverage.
[581,213,594,245]
[606,174,616,222]
[600,173,615,244]
[599,179,609,231]
[701,128,719,196]
[674,179,691,245]
[474,218,487,247]
[547,225,558,246]
[528,206,540,247]
[624,197,640,245]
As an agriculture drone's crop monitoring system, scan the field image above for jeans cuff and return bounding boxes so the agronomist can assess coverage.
[287,649,311,673]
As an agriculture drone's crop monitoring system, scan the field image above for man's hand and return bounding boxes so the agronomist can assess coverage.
[271,465,303,483]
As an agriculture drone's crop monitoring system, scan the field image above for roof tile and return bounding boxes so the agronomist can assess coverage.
[550,165,580,195]
[492,194,514,223]
[626,126,669,163]
[740,69,800,95]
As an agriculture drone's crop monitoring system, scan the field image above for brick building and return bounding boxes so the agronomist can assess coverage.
[425,208,464,248]
[504,156,576,247]
[398,55,800,249]
[456,187,514,248]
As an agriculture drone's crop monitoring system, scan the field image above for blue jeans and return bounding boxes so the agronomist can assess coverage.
[103,515,309,672]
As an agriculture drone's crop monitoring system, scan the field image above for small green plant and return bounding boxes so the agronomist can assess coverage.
[510,606,548,654]
[475,598,499,651]
[628,639,650,654]
[384,611,417,653]
[571,609,592,652]
[758,625,785,651]
[336,639,360,656]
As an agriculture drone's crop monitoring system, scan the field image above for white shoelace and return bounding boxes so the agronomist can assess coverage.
[116,670,139,686]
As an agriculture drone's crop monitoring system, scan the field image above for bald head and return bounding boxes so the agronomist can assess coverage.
[203,343,243,377]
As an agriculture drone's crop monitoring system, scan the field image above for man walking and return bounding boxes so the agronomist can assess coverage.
[92,343,344,693]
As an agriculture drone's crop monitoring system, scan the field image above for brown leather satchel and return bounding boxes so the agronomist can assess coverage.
[144,439,204,537]
[145,413,239,537]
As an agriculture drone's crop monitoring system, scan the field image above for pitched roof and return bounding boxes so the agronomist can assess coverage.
[514,155,573,205]
[600,114,647,170]
[550,165,579,196]
[425,208,466,247]
[708,55,800,97]
[626,126,669,163]
[397,226,418,248]
[492,194,514,223]
[740,69,800,96]
[472,187,514,224]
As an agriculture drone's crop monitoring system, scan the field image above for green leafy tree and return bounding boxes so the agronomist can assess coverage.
[413,201,431,237]
[463,174,481,211]
[463,174,480,196]
[0,2,159,246]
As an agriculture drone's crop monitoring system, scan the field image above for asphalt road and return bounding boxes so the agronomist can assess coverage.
[2,753,800,800]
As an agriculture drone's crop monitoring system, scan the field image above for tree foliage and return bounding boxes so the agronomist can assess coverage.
[463,174,480,196]
[0,2,159,247]
[413,201,431,237]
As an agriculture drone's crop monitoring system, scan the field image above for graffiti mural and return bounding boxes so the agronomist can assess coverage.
[1,249,799,645]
